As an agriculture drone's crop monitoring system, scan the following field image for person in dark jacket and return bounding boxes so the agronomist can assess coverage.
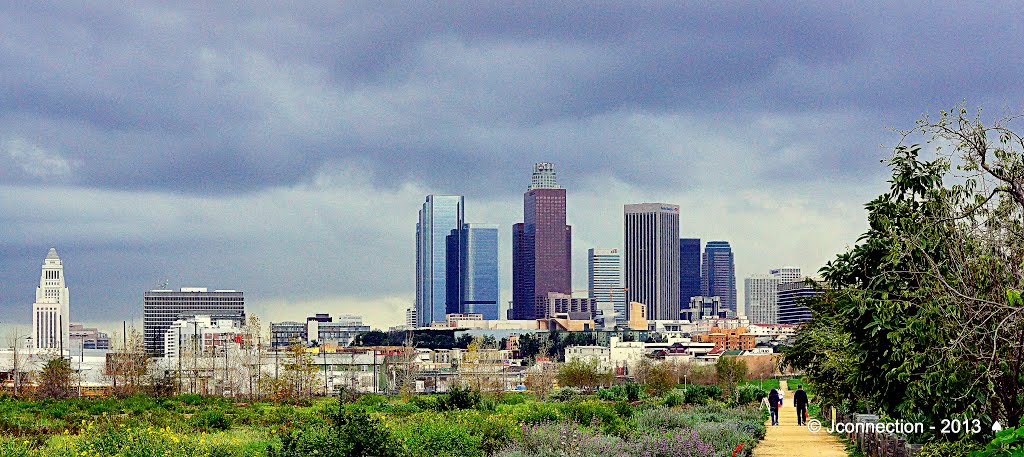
[794,385,809,426]
[767,388,781,426]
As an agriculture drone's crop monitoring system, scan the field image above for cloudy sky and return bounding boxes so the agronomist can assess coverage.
[1,2,1021,332]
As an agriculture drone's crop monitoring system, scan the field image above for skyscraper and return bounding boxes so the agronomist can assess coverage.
[624,203,681,321]
[453,223,500,320]
[416,195,464,326]
[512,163,571,320]
[679,238,701,312]
[588,248,624,325]
[702,241,737,317]
[32,247,70,351]
[143,287,245,355]
[745,274,781,324]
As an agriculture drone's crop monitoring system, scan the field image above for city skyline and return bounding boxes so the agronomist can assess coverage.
[2,3,1017,331]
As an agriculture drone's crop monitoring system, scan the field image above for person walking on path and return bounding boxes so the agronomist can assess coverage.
[794,385,809,426]
[768,388,782,426]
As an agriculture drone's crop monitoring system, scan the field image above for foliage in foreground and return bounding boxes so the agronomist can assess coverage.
[787,109,1024,446]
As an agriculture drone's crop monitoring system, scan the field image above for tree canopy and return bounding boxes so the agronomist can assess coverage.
[787,108,1024,438]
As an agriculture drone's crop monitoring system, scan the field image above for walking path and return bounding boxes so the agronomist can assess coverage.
[753,383,848,457]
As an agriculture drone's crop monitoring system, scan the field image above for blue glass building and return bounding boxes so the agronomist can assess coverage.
[679,238,701,313]
[415,195,464,327]
[701,241,737,317]
[459,224,500,320]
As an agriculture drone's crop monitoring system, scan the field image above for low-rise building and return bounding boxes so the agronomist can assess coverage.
[70,323,111,350]
[696,327,756,351]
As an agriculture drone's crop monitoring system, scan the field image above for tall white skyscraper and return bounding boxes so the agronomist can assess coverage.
[588,248,625,326]
[745,274,781,324]
[624,203,681,321]
[32,247,70,352]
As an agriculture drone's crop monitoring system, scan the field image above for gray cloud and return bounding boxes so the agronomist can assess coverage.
[0,2,1019,326]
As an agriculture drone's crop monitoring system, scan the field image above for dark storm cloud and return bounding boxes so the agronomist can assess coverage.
[3,2,1018,196]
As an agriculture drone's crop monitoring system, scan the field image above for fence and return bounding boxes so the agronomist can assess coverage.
[822,408,923,457]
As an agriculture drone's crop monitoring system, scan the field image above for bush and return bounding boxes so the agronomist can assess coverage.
[737,385,768,405]
[596,386,626,402]
[663,390,684,407]
[683,385,722,404]
[435,386,482,411]
[393,415,483,457]
[918,440,984,457]
[547,387,581,402]
[191,410,232,431]
[624,383,644,402]
[970,426,1024,456]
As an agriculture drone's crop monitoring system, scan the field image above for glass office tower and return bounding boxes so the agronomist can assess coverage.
[460,223,500,320]
[701,241,737,317]
[679,238,702,313]
[415,195,464,326]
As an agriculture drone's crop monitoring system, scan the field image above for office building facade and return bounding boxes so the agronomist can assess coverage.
[457,223,500,320]
[512,163,571,320]
[745,274,782,324]
[624,203,681,321]
[588,248,625,326]
[770,267,802,283]
[701,241,737,317]
[32,247,70,351]
[777,279,823,324]
[143,288,245,355]
[416,195,465,326]
[679,238,701,311]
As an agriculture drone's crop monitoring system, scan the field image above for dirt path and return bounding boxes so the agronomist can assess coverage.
[753,383,848,457]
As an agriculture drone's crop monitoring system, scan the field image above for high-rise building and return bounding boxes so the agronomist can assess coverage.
[143,287,245,355]
[454,223,500,320]
[416,195,465,326]
[624,203,681,321]
[512,163,571,320]
[679,238,701,311]
[588,248,624,326]
[770,267,802,283]
[777,278,823,324]
[745,274,781,324]
[701,241,737,317]
[32,247,70,352]
[405,307,417,328]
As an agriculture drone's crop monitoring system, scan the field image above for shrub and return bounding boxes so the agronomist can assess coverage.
[596,386,626,402]
[663,390,684,407]
[623,383,644,402]
[547,387,581,402]
[393,415,483,457]
[917,440,983,457]
[442,386,482,411]
[191,410,232,431]
[683,385,722,404]
[970,426,1024,456]
[736,385,767,405]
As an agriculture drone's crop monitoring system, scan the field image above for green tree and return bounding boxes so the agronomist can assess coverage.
[556,359,611,391]
[37,356,74,399]
[715,356,748,399]
[787,108,1024,434]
